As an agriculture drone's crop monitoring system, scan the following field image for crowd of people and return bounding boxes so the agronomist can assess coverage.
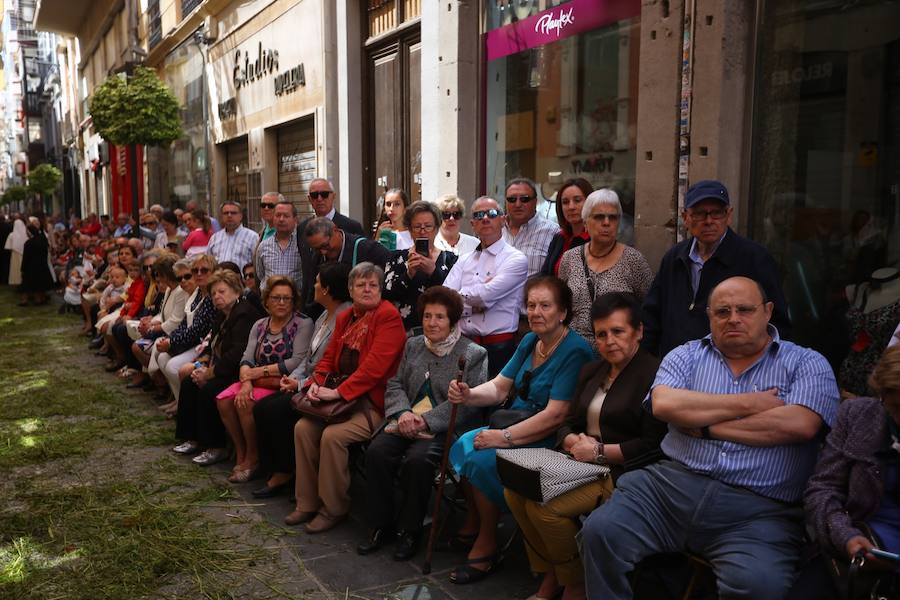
[1,176,898,600]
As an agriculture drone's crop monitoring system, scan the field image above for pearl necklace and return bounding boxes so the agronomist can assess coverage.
[536,327,568,359]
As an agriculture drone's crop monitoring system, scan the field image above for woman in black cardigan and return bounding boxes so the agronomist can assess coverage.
[504,292,666,600]
[173,269,264,466]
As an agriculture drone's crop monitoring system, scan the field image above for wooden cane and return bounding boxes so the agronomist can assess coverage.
[422,355,466,574]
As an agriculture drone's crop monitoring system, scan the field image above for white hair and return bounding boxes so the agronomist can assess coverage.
[582,188,622,221]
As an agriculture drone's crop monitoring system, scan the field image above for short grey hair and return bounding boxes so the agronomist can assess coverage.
[435,194,466,217]
[308,177,334,191]
[348,261,385,291]
[304,216,335,238]
[505,177,538,198]
[582,188,622,221]
[262,192,285,203]
[220,200,241,212]
[173,258,192,273]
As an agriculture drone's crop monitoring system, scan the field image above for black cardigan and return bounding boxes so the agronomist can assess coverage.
[556,349,667,480]
[208,298,266,379]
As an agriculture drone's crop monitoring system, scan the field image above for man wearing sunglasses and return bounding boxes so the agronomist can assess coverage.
[443,196,528,377]
[642,179,790,358]
[258,192,280,243]
[501,178,558,279]
[208,200,259,268]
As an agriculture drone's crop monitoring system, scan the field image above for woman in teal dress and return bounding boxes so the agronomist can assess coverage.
[446,276,593,585]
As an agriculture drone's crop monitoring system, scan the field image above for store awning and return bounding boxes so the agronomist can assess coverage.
[34,0,94,36]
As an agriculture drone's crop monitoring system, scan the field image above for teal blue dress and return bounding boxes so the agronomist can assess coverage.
[449,330,593,508]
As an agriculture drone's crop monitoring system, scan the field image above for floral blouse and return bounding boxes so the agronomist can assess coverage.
[383,249,457,330]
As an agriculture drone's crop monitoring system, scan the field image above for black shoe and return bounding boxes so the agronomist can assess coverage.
[251,479,293,499]
[357,528,394,555]
[88,337,104,349]
[393,531,420,561]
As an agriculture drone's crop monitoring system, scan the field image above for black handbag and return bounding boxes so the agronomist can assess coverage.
[488,408,533,430]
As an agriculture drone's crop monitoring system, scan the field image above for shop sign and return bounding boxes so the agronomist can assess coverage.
[486,0,639,61]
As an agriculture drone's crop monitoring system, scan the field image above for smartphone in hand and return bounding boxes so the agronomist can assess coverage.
[414,237,430,255]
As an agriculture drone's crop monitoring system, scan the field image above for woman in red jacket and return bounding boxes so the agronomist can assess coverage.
[286,262,406,534]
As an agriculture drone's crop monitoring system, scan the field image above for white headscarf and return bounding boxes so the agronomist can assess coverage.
[4,219,27,255]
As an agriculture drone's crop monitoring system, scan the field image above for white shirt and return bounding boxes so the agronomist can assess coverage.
[207,224,260,268]
[435,230,480,257]
[443,238,528,337]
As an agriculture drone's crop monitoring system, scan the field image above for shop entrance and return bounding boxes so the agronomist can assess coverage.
[277,116,317,218]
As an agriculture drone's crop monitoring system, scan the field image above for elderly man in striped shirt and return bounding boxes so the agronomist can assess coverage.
[580,276,839,600]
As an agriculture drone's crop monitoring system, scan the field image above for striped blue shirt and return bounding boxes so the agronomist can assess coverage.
[208,224,260,268]
[644,325,839,502]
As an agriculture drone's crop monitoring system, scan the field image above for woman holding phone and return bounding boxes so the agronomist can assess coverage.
[383,201,458,331]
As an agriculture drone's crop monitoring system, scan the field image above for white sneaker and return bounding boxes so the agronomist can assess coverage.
[192,448,228,466]
[172,441,199,455]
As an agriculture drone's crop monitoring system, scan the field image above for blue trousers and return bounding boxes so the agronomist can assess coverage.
[580,460,804,600]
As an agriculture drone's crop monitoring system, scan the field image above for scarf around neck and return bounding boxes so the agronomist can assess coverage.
[425,324,461,357]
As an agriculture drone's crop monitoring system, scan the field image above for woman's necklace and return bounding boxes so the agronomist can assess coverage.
[536,327,568,360]
[588,241,617,259]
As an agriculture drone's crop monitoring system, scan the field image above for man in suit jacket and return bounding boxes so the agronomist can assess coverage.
[301,217,390,317]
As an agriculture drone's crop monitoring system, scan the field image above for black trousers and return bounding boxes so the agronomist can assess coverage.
[253,392,299,476]
[175,376,230,448]
[112,321,141,369]
[364,430,447,534]
[483,339,517,379]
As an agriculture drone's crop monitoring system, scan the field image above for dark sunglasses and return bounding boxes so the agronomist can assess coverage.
[442,211,463,221]
[260,202,277,210]
[472,208,503,220]
[242,272,255,280]
[506,195,534,204]
[177,273,193,282]
[191,267,211,275]
[309,191,332,200]
[142,265,154,272]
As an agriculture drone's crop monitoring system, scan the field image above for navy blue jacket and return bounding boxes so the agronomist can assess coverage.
[641,228,791,358]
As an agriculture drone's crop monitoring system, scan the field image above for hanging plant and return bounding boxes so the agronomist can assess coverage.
[89,66,183,146]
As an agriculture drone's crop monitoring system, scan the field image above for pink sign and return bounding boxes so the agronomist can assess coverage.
[485,0,640,62]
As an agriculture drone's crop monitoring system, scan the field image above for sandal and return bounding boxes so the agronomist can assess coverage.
[228,464,259,483]
[449,553,501,585]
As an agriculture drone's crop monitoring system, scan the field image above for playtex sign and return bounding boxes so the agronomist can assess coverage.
[485,0,640,61]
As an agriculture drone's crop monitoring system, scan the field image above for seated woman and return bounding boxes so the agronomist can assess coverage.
[148,258,196,406]
[382,201,458,331]
[154,254,217,406]
[128,253,188,391]
[287,262,406,533]
[251,262,352,499]
[358,286,488,560]
[446,276,594,584]
[504,292,667,600]
[218,276,313,483]
[174,269,265,465]
[805,346,900,587]
[101,257,152,374]
[110,250,164,381]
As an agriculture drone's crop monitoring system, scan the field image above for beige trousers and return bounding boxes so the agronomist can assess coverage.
[505,478,614,585]
[293,406,383,517]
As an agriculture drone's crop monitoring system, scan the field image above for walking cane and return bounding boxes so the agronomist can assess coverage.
[422,355,466,574]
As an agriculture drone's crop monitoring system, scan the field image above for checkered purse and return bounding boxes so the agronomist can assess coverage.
[496,447,610,504]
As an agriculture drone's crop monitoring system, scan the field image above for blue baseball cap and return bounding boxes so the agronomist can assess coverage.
[685,180,730,209]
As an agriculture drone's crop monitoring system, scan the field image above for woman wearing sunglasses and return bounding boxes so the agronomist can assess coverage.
[558,189,653,346]
[434,194,479,256]
[446,276,594,584]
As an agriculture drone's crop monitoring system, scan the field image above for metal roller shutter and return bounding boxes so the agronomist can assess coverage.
[225,137,249,206]
[277,117,316,218]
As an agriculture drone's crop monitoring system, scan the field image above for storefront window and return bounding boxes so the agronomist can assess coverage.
[484,0,640,239]
[750,0,900,385]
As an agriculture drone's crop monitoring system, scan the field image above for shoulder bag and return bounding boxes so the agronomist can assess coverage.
[291,373,360,423]
[496,447,609,504]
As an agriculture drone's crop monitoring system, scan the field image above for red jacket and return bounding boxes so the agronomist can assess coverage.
[306,299,405,415]
[119,277,147,318]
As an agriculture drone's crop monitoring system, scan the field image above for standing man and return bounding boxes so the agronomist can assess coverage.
[298,178,365,307]
[443,196,528,377]
[502,178,558,279]
[255,200,301,291]
[581,276,838,599]
[642,179,790,358]
[257,192,279,243]
[208,200,259,267]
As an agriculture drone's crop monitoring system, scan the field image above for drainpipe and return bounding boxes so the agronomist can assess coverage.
[676,0,696,242]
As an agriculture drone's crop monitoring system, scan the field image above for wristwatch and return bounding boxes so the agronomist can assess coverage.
[501,429,513,446]
[594,442,607,465]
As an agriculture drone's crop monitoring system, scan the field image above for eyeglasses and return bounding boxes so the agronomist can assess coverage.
[191,267,211,275]
[260,202,277,210]
[242,272,255,280]
[472,209,503,220]
[590,213,620,223]
[142,265,154,272]
[269,295,294,304]
[506,195,534,204]
[176,273,193,282]
[708,303,763,320]
[309,191,332,200]
[411,223,435,233]
[442,211,462,221]
[689,207,728,221]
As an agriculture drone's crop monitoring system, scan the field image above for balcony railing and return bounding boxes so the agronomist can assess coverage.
[181,0,202,16]
[148,1,162,49]
[24,91,42,117]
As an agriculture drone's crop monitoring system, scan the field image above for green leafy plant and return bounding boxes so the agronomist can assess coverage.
[1,185,28,206]
[26,164,62,199]
[89,66,183,146]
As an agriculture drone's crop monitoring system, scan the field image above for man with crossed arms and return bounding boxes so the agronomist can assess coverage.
[580,276,840,599]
